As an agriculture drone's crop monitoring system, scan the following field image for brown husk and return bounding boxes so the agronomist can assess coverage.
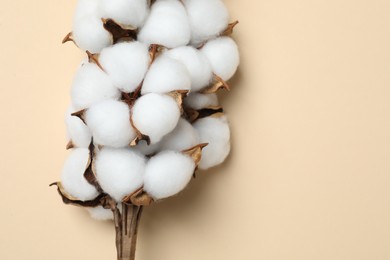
[102,18,138,43]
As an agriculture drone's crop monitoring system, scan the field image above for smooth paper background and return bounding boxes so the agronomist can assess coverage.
[0,0,389,259]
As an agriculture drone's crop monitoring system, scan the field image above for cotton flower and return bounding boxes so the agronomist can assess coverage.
[65,106,92,148]
[163,46,213,91]
[159,118,199,151]
[73,16,113,53]
[138,0,190,48]
[73,0,101,22]
[87,206,114,220]
[85,100,136,147]
[95,148,146,202]
[182,0,229,46]
[201,37,239,81]
[141,56,191,94]
[99,0,149,28]
[99,42,150,93]
[143,151,195,199]
[61,148,99,201]
[132,93,181,144]
[193,115,230,170]
[184,93,219,110]
[71,62,121,111]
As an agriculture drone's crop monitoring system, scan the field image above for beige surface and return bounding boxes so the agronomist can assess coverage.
[1,0,390,259]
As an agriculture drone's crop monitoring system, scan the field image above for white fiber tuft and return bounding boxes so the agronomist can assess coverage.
[133,140,160,156]
[143,151,195,199]
[160,118,199,151]
[73,16,112,53]
[201,37,239,81]
[132,93,180,144]
[193,115,230,170]
[100,0,149,28]
[61,148,99,201]
[99,42,150,93]
[66,106,92,148]
[85,100,136,147]
[73,0,101,21]
[183,0,229,46]
[87,206,114,221]
[71,62,121,111]
[95,148,146,202]
[141,56,191,94]
[184,93,219,110]
[163,46,212,91]
[138,0,190,48]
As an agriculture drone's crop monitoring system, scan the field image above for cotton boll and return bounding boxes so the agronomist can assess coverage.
[85,100,136,147]
[73,0,101,21]
[143,151,195,199]
[71,62,121,111]
[183,0,229,46]
[95,148,146,202]
[99,0,149,28]
[141,56,191,95]
[193,116,230,170]
[138,0,190,48]
[184,93,219,110]
[132,93,181,144]
[87,206,113,221]
[66,106,92,148]
[73,16,112,53]
[99,42,150,93]
[163,46,213,91]
[159,118,199,151]
[61,148,99,201]
[201,37,239,81]
[133,140,160,156]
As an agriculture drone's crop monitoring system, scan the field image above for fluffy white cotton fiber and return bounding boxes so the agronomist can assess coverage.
[66,106,92,148]
[87,206,114,221]
[85,100,136,147]
[95,148,146,202]
[73,0,101,22]
[143,151,195,199]
[99,0,149,28]
[141,56,191,94]
[138,0,190,48]
[61,148,99,201]
[159,118,199,151]
[193,115,230,170]
[132,93,180,143]
[73,16,113,53]
[183,0,229,46]
[99,42,150,93]
[163,46,213,91]
[71,62,121,111]
[184,93,219,110]
[201,37,239,81]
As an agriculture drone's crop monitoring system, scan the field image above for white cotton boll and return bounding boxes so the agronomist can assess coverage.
[132,93,181,144]
[138,0,190,48]
[201,37,240,81]
[163,46,213,91]
[71,62,121,111]
[141,56,191,95]
[95,148,146,202]
[143,151,195,199]
[85,100,136,147]
[61,148,99,201]
[159,118,199,151]
[99,42,150,93]
[66,106,92,148]
[99,0,149,28]
[184,93,219,110]
[183,0,229,46]
[87,206,113,221]
[73,0,101,21]
[73,16,112,53]
[193,116,230,170]
[133,140,160,156]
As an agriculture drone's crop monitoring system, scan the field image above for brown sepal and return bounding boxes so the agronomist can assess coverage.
[167,90,189,113]
[71,109,86,124]
[148,0,156,6]
[62,32,75,44]
[123,188,154,206]
[86,51,105,71]
[149,44,165,64]
[102,18,137,44]
[66,140,74,150]
[201,74,230,94]
[84,142,103,193]
[129,117,151,146]
[182,143,208,166]
[185,106,224,123]
[221,21,239,36]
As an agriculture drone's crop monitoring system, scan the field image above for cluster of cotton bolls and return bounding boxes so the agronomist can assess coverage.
[60,0,239,221]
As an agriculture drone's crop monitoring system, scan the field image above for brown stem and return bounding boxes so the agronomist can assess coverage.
[113,204,143,260]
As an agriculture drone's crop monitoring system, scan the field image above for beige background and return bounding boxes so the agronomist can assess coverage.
[1,0,390,259]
